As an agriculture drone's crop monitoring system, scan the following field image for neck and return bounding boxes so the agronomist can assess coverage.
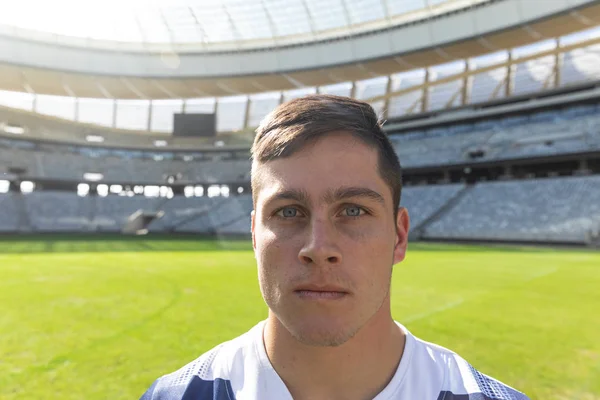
[263,301,406,400]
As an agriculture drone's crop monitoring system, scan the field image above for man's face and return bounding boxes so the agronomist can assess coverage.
[252,132,409,347]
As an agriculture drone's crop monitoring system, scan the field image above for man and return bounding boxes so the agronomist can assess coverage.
[140,95,529,400]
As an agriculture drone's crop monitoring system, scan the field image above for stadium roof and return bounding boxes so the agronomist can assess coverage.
[0,0,484,51]
[0,0,598,99]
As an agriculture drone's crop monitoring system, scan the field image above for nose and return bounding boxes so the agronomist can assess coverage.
[298,218,342,266]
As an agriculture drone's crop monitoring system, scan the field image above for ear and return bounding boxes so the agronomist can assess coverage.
[251,210,257,251]
[392,207,410,265]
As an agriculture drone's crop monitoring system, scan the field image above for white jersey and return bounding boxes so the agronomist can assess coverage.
[140,321,529,400]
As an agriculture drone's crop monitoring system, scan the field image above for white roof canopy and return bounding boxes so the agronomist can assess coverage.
[0,0,484,51]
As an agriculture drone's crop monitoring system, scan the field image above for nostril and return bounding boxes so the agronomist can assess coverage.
[301,255,313,264]
[327,256,339,263]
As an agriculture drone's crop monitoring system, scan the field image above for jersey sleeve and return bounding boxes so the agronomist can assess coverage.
[138,346,236,400]
[139,379,159,400]
[139,375,235,400]
[438,353,530,400]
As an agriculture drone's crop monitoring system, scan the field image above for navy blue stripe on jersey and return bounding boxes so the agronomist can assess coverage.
[140,380,159,400]
[468,363,528,400]
[181,377,235,400]
[436,393,472,400]
[435,362,529,400]
[140,377,235,400]
[437,392,526,400]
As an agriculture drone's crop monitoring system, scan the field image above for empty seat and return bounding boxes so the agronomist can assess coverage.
[424,175,600,244]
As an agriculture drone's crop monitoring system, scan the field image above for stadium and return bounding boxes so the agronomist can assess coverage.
[1,0,599,398]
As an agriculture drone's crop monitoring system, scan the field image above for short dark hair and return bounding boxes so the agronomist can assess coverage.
[251,94,402,217]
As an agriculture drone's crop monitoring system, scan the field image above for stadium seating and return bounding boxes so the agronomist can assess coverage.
[0,193,21,232]
[216,195,254,235]
[391,104,600,167]
[1,99,600,245]
[2,103,600,182]
[24,191,92,232]
[218,216,252,235]
[171,195,253,233]
[0,145,251,183]
[149,196,221,232]
[0,175,599,246]
[423,175,600,244]
[185,160,251,183]
[400,184,466,230]
[1,192,253,233]
[92,195,162,232]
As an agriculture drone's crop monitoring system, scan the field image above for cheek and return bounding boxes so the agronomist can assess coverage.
[256,224,285,264]
[341,219,396,254]
[342,222,395,279]
[256,218,305,260]
[255,226,297,290]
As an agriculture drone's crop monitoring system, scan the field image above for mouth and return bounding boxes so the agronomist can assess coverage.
[294,285,349,300]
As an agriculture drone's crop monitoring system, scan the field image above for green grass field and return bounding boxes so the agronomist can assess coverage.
[1,235,599,400]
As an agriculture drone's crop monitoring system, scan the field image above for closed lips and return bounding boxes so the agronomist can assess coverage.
[294,285,349,298]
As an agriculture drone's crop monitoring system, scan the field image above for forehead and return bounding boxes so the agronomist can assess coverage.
[253,132,390,206]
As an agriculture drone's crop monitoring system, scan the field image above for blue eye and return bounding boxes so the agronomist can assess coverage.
[278,207,298,218]
[345,206,364,217]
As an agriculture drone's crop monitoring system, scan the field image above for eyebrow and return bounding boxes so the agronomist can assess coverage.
[266,186,385,206]
[269,188,311,205]
[322,186,385,205]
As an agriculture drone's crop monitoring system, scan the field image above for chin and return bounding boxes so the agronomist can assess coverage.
[286,318,360,347]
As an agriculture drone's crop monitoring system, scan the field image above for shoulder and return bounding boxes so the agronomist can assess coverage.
[139,325,260,400]
[406,328,530,400]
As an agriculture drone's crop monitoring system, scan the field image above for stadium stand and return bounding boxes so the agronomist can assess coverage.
[2,88,600,246]
[92,195,162,232]
[391,104,600,168]
[215,195,254,235]
[3,88,600,245]
[423,175,600,244]
[0,0,599,250]
[3,101,600,185]
[149,194,252,235]
[0,193,21,232]
[149,196,222,233]
[24,191,91,232]
[172,195,253,234]
[399,184,467,234]
[4,175,599,246]
[0,144,250,183]
[1,193,253,234]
